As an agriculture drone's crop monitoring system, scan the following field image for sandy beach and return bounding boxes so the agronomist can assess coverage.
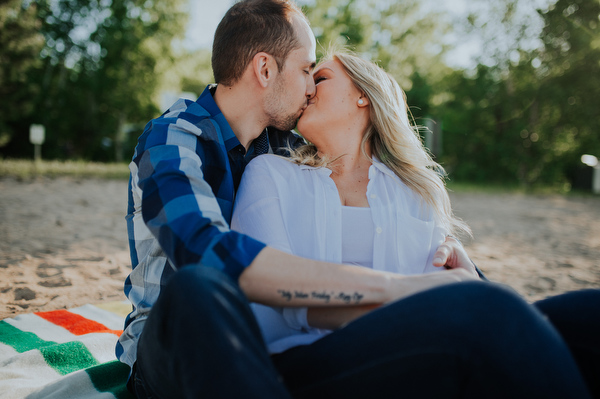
[1,176,599,319]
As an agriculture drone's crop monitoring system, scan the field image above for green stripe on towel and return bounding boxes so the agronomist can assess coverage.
[0,320,57,353]
[86,360,134,399]
[40,341,99,375]
[0,321,99,376]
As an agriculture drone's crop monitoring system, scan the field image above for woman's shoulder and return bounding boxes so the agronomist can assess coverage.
[370,159,434,216]
[249,153,295,167]
[246,154,300,176]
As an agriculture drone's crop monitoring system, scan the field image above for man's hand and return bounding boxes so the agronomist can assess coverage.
[432,236,479,277]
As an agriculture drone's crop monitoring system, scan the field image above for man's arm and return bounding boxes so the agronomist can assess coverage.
[295,238,485,330]
[133,115,265,282]
[240,247,476,307]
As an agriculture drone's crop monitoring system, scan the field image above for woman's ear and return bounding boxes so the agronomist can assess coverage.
[252,52,276,88]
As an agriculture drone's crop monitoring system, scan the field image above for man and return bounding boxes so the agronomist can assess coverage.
[117,1,505,398]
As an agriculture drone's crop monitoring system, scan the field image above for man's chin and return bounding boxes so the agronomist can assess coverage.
[271,117,299,132]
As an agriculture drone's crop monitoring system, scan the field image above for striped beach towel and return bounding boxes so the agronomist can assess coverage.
[0,302,133,399]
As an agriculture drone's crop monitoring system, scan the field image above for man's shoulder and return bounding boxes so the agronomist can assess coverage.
[158,99,215,129]
[140,99,222,149]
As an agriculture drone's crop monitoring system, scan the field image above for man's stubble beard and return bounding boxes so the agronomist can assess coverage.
[265,76,302,132]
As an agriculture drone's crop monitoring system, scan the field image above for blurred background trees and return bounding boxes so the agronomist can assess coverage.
[1,0,189,161]
[1,0,598,191]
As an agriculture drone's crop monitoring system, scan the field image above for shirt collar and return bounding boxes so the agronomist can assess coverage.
[297,155,394,179]
[197,84,270,155]
[197,84,241,153]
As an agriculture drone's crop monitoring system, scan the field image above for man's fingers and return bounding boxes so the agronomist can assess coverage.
[432,244,450,266]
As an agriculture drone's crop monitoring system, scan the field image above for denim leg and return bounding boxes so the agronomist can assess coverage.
[535,289,600,398]
[132,266,291,399]
[272,281,591,399]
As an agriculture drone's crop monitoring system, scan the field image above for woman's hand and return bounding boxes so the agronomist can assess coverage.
[432,236,479,277]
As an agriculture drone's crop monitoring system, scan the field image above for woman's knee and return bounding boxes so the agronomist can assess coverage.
[419,280,529,316]
[402,281,546,340]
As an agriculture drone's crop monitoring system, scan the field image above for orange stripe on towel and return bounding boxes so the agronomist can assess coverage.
[35,310,123,336]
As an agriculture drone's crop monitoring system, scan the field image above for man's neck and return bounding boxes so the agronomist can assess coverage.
[213,83,266,150]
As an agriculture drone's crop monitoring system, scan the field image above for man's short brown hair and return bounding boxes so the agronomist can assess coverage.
[212,0,307,86]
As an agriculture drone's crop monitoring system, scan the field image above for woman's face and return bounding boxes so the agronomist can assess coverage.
[296,59,366,147]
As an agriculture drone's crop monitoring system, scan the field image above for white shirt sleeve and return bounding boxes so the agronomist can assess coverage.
[232,156,310,331]
[231,156,292,254]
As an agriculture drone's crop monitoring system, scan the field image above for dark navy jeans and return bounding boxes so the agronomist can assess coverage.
[131,266,598,398]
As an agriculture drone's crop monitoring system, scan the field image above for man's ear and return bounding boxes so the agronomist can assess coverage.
[252,52,277,88]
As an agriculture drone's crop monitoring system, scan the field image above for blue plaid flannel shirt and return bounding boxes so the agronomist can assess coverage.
[116,85,304,368]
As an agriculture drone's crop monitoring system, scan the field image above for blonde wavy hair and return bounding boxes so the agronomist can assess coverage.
[290,50,471,237]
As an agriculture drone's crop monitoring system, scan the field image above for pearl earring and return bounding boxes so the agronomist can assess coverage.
[358,99,364,105]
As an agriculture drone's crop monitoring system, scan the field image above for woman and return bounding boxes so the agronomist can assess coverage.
[232,51,597,398]
[232,50,475,348]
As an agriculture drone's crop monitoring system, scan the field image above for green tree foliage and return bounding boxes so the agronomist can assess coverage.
[435,0,600,188]
[0,0,187,161]
[302,0,452,89]
[536,0,600,187]
[301,0,453,142]
[0,0,45,149]
[2,0,597,189]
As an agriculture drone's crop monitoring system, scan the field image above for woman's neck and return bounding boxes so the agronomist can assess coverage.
[321,141,372,178]
[323,143,373,207]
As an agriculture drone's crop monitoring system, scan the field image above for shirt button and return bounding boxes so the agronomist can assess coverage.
[376,227,383,234]
[370,194,377,199]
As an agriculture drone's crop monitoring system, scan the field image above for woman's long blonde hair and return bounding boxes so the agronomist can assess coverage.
[290,50,471,237]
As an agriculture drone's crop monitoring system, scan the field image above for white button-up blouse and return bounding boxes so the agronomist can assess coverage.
[231,154,447,353]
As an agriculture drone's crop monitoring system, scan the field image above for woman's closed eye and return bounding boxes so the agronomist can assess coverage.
[314,76,327,84]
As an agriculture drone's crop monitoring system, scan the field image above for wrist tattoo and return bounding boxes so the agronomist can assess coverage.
[277,289,364,304]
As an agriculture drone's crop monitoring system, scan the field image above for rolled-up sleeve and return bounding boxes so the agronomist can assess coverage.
[134,122,265,282]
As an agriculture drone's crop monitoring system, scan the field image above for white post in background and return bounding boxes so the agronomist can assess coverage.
[581,154,600,194]
[29,124,45,162]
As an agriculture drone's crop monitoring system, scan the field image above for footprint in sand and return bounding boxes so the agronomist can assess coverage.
[525,277,556,294]
[35,264,74,287]
[14,287,36,301]
[37,275,72,288]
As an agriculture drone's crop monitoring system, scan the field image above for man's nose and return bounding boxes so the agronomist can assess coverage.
[306,76,316,99]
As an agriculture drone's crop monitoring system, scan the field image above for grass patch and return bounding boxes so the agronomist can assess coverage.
[0,159,129,180]
[446,180,598,196]
[446,180,525,194]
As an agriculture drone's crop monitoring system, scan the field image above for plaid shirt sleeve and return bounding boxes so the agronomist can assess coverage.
[130,102,266,281]
[117,98,266,368]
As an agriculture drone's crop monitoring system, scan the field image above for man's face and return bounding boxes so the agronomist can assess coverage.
[265,16,317,131]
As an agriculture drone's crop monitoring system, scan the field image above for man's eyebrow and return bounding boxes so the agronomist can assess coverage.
[308,61,316,70]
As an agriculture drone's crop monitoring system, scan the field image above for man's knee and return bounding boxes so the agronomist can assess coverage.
[158,265,244,315]
[166,265,235,295]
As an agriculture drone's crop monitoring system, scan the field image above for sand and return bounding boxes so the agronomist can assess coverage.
[1,176,599,319]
